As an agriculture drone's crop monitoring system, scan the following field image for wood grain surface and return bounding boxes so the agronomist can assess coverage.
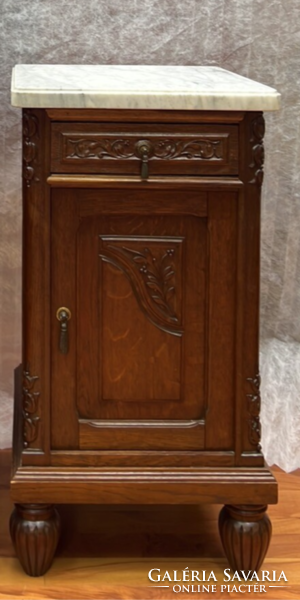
[1,451,299,599]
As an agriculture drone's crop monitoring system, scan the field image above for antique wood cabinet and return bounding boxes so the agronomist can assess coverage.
[10,65,280,576]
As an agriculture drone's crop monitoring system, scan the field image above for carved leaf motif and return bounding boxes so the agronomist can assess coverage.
[253,144,265,167]
[100,233,184,336]
[24,140,36,163]
[68,138,135,159]
[23,111,39,187]
[23,165,35,185]
[23,390,39,414]
[249,116,265,186]
[113,245,178,320]
[67,137,224,161]
[22,367,40,448]
[246,373,261,449]
[249,418,261,445]
[153,139,222,160]
[23,112,38,138]
[252,115,265,141]
[24,417,40,444]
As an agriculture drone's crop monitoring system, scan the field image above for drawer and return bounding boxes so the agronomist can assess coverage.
[50,122,239,176]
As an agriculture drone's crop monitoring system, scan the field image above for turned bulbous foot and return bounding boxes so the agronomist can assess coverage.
[219,504,272,573]
[10,504,61,576]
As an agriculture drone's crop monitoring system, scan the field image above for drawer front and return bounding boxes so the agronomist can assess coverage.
[51,122,239,176]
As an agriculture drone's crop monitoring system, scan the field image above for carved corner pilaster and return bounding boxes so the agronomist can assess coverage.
[246,373,261,451]
[22,366,40,448]
[249,114,265,187]
[23,110,40,188]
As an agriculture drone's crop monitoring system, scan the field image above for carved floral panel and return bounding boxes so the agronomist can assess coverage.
[99,235,184,336]
[66,136,225,162]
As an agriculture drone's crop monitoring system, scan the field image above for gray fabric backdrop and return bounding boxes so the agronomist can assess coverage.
[1,0,299,470]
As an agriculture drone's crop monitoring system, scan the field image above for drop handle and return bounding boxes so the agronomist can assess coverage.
[56,307,71,355]
[135,140,152,180]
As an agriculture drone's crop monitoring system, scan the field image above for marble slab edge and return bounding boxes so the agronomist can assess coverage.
[10,90,280,111]
[11,64,281,111]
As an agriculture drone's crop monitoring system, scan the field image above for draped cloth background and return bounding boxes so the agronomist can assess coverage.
[0,0,299,471]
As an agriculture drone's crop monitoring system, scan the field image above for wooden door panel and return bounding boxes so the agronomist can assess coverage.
[50,185,239,453]
[51,187,207,451]
[77,208,207,424]
[101,258,182,403]
[99,231,184,404]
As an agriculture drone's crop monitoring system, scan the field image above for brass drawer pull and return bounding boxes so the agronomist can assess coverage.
[135,140,152,180]
[56,307,71,354]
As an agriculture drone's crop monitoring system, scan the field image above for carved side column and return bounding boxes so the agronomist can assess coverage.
[10,504,60,576]
[236,111,266,465]
[219,504,272,572]
[22,108,51,464]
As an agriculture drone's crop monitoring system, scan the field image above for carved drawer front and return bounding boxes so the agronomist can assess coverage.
[50,122,239,176]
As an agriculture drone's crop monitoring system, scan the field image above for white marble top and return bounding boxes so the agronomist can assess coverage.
[11,65,280,111]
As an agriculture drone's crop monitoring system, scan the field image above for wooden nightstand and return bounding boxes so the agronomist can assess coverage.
[10,65,280,576]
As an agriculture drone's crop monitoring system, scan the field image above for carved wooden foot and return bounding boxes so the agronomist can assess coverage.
[219,504,272,572]
[10,504,61,576]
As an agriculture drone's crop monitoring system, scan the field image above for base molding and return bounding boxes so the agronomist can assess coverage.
[11,466,277,505]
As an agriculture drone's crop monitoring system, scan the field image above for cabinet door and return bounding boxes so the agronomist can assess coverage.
[51,184,237,453]
[51,185,209,451]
